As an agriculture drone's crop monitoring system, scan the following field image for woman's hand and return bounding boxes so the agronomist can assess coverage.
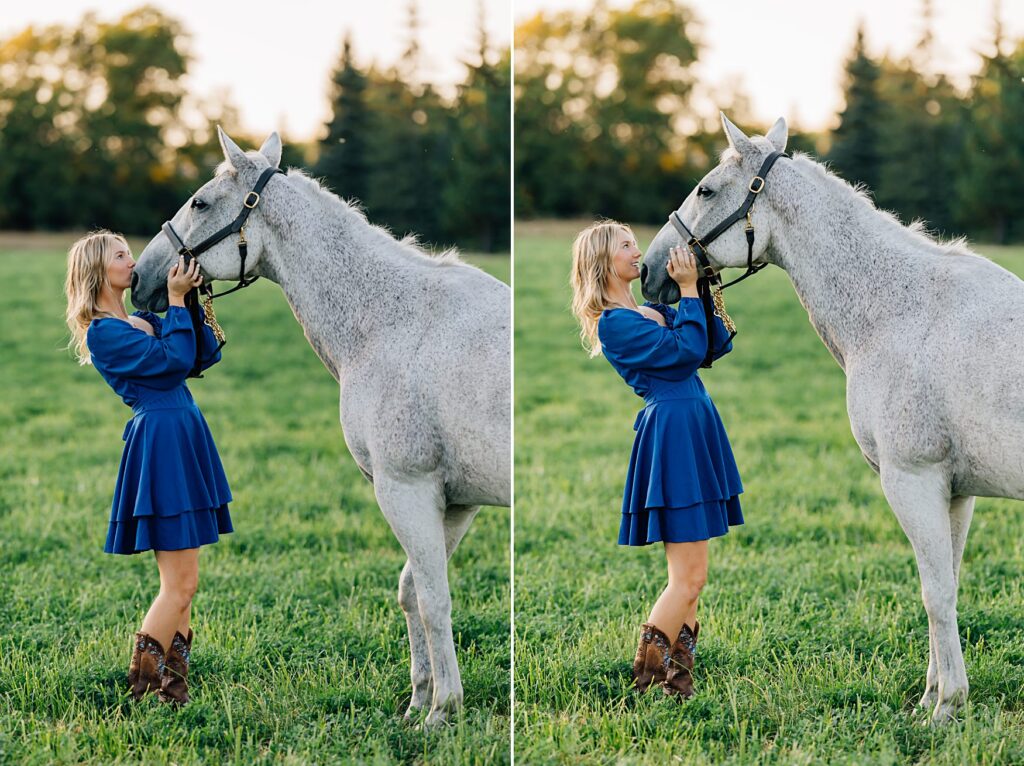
[167,255,203,303]
[667,246,700,297]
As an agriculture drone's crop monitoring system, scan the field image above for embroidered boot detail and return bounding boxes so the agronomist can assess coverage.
[158,629,193,705]
[663,621,699,699]
[128,632,166,700]
[632,623,673,693]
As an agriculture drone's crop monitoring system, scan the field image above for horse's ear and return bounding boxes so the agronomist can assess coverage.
[720,112,753,156]
[766,117,788,152]
[218,126,252,172]
[259,132,282,168]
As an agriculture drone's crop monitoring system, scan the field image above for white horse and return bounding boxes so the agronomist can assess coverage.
[131,128,510,725]
[641,114,1024,723]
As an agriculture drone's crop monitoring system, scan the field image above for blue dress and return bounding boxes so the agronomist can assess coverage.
[598,298,743,546]
[86,306,233,555]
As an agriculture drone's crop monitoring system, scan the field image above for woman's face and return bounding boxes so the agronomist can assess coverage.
[105,242,135,291]
[609,228,643,284]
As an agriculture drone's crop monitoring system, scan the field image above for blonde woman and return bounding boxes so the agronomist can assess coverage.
[65,230,232,704]
[570,220,743,699]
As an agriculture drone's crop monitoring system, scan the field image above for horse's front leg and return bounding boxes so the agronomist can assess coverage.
[376,473,463,726]
[397,505,479,720]
[880,463,967,723]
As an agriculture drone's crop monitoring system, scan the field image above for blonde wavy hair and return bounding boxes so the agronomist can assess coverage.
[570,220,634,357]
[65,230,131,365]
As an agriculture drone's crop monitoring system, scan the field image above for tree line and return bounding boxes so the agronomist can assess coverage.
[515,0,1024,243]
[0,4,510,252]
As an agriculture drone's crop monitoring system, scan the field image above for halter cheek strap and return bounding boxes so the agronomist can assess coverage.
[667,150,789,368]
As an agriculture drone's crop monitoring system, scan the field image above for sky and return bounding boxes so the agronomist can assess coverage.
[3,0,1019,140]
[515,0,1024,131]
[0,0,512,141]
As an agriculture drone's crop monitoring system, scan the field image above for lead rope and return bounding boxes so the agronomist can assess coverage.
[710,282,736,334]
[200,287,225,343]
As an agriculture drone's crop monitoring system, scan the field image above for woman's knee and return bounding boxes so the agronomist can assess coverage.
[162,571,199,606]
[664,541,708,601]
[669,572,706,603]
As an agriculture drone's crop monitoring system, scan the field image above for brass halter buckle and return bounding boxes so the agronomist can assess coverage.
[243,191,261,209]
[748,176,765,194]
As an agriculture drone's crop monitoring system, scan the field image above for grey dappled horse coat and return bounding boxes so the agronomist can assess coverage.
[132,129,510,726]
[642,114,1024,724]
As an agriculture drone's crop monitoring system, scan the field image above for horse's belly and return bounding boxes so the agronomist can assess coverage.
[446,482,508,508]
[950,431,1024,499]
[443,445,511,507]
[942,378,1024,498]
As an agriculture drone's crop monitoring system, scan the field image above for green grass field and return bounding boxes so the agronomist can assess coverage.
[0,236,510,765]
[513,220,1024,765]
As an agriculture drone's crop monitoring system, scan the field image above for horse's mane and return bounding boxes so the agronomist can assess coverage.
[216,157,464,266]
[787,150,972,258]
[286,168,464,266]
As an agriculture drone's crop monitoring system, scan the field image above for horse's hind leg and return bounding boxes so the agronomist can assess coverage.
[399,505,480,719]
[920,495,975,709]
[376,474,463,726]
[880,463,967,723]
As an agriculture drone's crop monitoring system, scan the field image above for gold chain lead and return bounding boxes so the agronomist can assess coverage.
[710,283,736,333]
[200,292,226,343]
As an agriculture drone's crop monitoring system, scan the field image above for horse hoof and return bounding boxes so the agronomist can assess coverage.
[421,709,450,728]
[929,706,957,726]
[918,689,938,709]
[930,694,967,725]
[403,705,425,723]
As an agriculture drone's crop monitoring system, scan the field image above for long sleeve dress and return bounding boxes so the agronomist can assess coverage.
[86,305,233,554]
[597,298,743,546]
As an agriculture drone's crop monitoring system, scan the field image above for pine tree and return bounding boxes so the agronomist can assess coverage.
[956,7,1024,243]
[315,33,371,205]
[441,0,510,251]
[363,1,451,244]
[875,63,964,236]
[828,24,883,195]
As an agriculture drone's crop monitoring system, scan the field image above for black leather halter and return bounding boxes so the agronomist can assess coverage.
[161,165,284,298]
[666,149,788,367]
[159,165,284,377]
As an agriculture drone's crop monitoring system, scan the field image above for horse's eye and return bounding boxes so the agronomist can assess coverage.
[697,185,714,198]
[191,198,207,210]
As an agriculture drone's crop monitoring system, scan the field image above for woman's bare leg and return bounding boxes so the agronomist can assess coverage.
[139,548,199,648]
[646,540,708,639]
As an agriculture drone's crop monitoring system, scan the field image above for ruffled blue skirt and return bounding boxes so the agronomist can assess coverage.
[619,395,743,546]
[105,392,233,555]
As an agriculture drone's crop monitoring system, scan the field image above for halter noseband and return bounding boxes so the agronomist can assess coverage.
[666,149,788,367]
[160,165,284,377]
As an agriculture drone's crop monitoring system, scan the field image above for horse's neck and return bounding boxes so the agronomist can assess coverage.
[770,174,925,368]
[262,212,408,379]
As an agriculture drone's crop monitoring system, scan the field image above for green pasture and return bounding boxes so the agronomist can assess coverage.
[0,237,510,766]
[513,220,1024,765]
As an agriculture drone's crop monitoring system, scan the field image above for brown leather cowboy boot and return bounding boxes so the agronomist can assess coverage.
[128,632,165,700]
[158,629,193,705]
[664,621,700,699]
[632,623,673,693]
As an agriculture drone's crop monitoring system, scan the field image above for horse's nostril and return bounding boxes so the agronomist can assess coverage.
[640,263,648,283]
[131,271,139,290]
